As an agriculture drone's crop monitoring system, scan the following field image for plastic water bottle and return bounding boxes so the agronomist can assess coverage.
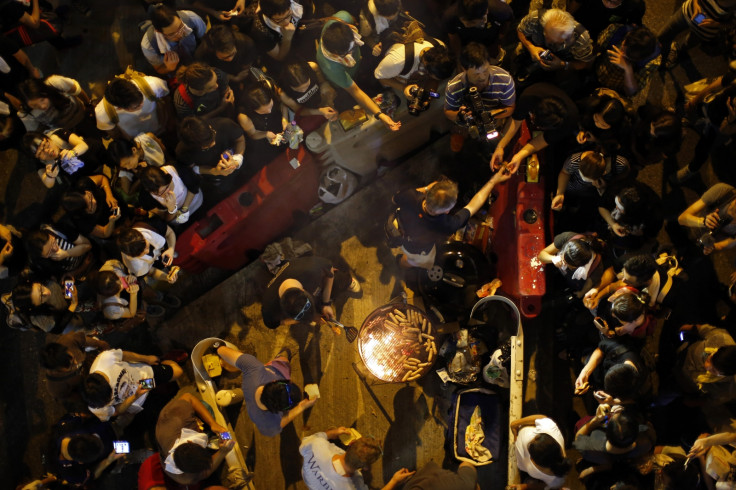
[283,120,304,150]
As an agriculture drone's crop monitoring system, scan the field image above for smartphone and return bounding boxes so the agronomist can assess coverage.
[220,431,232,441]
[113,441,130,454]
[540,49,553,61]
[593,391,606,401]
[112,206,121,217]
[693,12,706,24]
[140,378,155,389]
[593,317,608,332]
[64,280,74,299]
[680,330,686,342]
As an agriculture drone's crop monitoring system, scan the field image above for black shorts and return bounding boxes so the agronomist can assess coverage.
[151,363,174,385]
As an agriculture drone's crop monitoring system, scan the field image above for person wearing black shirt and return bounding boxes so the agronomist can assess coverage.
[194,25,258,94]
[568,0,645,39]
[443,0,514,68]
[261,256,359,329]
[392,170,510,269]
[60,175,121,239]
[490,82,579,174]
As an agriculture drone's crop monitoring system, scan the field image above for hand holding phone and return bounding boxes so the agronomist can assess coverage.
[64,279,74,299]
[220,431,232,440]
[113,441,130,454]
[140,378,155,390]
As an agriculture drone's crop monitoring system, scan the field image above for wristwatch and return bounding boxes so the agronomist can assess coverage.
[181,206,189,213]
[374,111,384,119]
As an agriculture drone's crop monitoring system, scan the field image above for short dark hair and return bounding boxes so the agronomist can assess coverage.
[459,0,488,20]
[260,381,302,412]
[208,25,236,53]
[116,228,147,258]
[374,0,401,17]
[260,0,291,18]
[82,373,113,408]
[322,22,354,56]
[712,345,736,376]
[41,342,73,370]
[532,97,567,130]
[345,437,382,471]
[280,287,315,321]
[623,255,657,284]
[25,229,52,261]
[617,187,643,215]
[105,78,143,110]
[67,434,105,463]
[242,82,275,113]
[562,238,593,268]
[150,4,179,31]
[97,270,122,297]
[18,78,71,114]
[11,282,35,312]
[421,45,454,80]
[177,62,215,92]
[623,26,656,63]
[178,116,215,149]
[281,58,314,89]
[460,42,489,70]
[606,410,638,449]
[604,363,640,401]
[140,166,173,194]
[60,191,89,215]
[173,442,212,473]
[107,139,136,166]
[21,131,47,158]
[598,99,624,127]
[528,433,571,477]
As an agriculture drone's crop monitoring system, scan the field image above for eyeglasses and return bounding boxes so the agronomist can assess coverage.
[293,298,312,321]
[163,21,187,39]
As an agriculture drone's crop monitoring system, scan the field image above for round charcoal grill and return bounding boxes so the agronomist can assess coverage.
[358,303,436,382]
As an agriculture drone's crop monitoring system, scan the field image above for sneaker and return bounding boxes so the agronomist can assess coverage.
[146,304,165,318]
[348,276,361,293]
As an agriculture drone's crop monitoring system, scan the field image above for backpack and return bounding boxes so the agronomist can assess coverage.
[102,66,159,125]
[400,34,440,77]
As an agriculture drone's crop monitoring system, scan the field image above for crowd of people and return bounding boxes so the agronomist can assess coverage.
[6,0,736,488]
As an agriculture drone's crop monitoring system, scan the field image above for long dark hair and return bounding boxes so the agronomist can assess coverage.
[18,78,72,114]
[528,433,571,477]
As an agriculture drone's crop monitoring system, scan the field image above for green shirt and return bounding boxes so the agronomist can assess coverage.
[316,11,361,89]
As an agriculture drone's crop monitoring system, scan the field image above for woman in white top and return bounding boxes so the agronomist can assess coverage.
[106,133,166,204]
[139,165,203,224]
[16,75,92,134]
[511,415,571,489]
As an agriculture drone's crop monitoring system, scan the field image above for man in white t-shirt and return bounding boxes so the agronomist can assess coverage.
[94,74,170,140]
[511,414,570,489]
[82,349,183,421]
[374,40,454,94]
[299,428,414,490]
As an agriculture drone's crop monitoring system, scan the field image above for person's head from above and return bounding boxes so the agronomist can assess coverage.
[605,408,638,453]
[0,113,17,142]
[601,0,624,9]
[528,433,571,477]
[621,255,656,288]
[61,189,97,216]
[541,9,577,47]
[344,436,382,472]
[260,380,303,412]
[649,111,681,143]
[105,78,144,112]
[173,442,212,474]
[107,138,145,171]
[82,372,113,408]
[179,116,217,150]
[280,287,316,323]
[705,345,736,377]
[604,362,640,402]
[209,25,239,63]
[460,42,493,89]
[151,5,187,41]
[530,97,567,131]
[594,99,624,131]
[614,186,644,218]
[96,270,124,297]
[374,0,401,20]
[424,179,458,216]
[281,58,315,94]
[260,0,293,27]
[621,26,656,64]
[12,281,50,312]
[560,237,595,268]
[658,456,701,490]
[116,228,148,258]
[41,341,75,371]
[459,0,489,27]
[610,289,648,328]
[578,151,606,182]
[177,63,218,96]
[322,21,355,57]
[18,78,71,113]
[66,433,105,463]
[22,132,60,162]
[26,229,61,261]
[420,45,454,81]
[243,82,275,115]
[140,166,173,197]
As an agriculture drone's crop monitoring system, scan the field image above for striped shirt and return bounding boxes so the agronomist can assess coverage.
[562,152,630,195]
[444,66,516,112]
[682,0,736,41]
[518,10,595,63]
